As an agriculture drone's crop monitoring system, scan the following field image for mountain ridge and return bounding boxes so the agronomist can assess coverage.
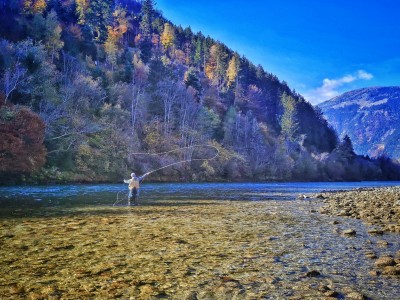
[318,86,400,159]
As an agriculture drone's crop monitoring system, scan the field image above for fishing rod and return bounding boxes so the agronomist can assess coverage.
[113,144,219,206]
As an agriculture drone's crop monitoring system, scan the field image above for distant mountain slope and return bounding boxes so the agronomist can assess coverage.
[318,87,400,159]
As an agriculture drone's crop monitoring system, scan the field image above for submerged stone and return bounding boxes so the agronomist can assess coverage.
[367,229,383,235]
[342,229,356,236]
[375,256,396,268]
[305,270,321,277]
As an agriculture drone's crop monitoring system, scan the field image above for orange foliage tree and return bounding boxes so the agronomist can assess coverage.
[0,97,47,174]
[23,0,47,14]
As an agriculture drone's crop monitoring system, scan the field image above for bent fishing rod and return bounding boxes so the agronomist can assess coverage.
[113,144,219,206]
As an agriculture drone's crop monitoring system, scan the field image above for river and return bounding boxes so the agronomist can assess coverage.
[1,181,400,211]
[0,182,399,299]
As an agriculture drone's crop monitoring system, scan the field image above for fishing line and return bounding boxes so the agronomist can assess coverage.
[114,144,219,206]
[113,189,128,206]
[134,144,220,176]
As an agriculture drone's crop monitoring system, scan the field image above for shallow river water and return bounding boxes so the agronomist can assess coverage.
[0,182,400,299]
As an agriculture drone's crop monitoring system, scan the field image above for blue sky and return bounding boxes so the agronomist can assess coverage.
[156,0,400,104]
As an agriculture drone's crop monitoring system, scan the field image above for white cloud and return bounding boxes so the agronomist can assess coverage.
[304,70,374,105]
[357,70,373,80]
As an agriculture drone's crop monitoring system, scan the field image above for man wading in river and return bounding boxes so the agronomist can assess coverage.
[124,172,149,205]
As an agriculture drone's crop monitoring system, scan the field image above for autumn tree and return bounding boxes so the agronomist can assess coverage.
[76,0,89,24]
[205,43,228,92]
[22,0,46,14]
[0,99,46,174]
[104,9,128,70]
[160,23,175,55]
[227,54,240,88]
[104,6,129,68]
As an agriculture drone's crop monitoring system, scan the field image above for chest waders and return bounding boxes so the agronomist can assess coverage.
[128,178,140,205]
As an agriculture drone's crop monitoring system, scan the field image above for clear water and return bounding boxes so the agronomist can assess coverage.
[1,182,400,299]
[1,181,400,209]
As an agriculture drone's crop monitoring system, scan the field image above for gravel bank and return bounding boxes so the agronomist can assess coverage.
[318,186,400,233]
[317,186,400,280]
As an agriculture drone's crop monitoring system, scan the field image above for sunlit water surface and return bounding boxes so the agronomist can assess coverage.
[1,181,400,211]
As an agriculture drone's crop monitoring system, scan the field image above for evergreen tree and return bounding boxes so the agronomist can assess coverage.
[334,135,356,161]
[184,67,202,99]
[140,0,155,38]
[85,0,114,43]
[223,106,237,146]
[280,92,299,141]
[193,36,203,69]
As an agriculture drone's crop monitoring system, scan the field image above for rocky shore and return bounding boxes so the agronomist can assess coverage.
[318,186,400,233]
[317,186,400,279]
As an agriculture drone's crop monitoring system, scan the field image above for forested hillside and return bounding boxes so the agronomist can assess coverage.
[1,0,399,184]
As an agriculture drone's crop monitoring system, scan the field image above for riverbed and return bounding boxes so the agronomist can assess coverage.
[0,182,399,299]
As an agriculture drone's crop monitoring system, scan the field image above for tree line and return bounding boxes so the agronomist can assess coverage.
[1,0,399,184]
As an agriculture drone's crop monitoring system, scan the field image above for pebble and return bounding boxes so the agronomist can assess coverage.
[368,270,380,276]
[364,251,377,259]
[346,291,367,299]
[324,290,338,297]
[367,229,383,235]
[376,240,389,247]
[342,229,356,236]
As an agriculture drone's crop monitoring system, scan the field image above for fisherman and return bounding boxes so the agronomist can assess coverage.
[123,172,149,205]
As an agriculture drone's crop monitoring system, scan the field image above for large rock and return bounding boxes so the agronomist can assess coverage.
[382,266,400,276]
[375,256,396,268]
